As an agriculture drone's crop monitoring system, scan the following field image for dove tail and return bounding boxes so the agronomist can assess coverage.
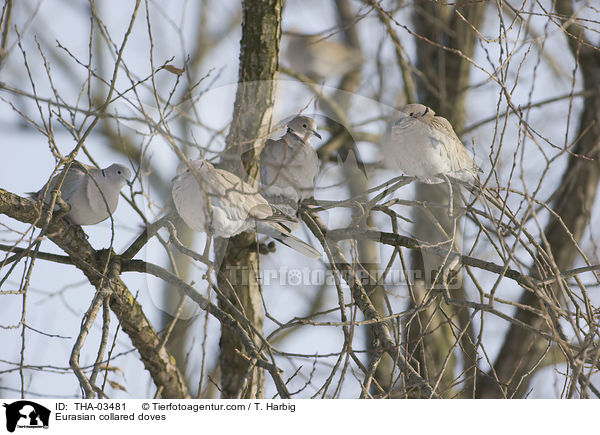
[273,233,321,259]
[256,222,321,259]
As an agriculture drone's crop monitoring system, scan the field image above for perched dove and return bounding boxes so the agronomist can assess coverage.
[284,33,363,81]
[171,159,321,259]
[387,104,481,184]
[259,116,321,216]
[32,161,132,225]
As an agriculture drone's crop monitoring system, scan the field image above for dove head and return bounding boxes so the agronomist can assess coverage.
[287,116,322,141]
[104,164,132,187]
[397,104,435,123]
[173,159,206,181]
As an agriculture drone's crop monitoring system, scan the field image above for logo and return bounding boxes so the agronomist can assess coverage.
[3,401,50,432]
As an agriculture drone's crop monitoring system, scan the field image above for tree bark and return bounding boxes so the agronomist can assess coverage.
[0,190,190,398]
[407,0,485,397]
[216,0,282,399]
[478,0,600,398]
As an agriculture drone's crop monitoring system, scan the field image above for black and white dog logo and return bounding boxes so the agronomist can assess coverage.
[3,401,50,432]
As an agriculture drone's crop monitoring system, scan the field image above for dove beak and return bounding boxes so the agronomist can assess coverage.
[312,130,322,140]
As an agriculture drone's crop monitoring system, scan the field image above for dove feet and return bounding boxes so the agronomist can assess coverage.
[247,241,276,255]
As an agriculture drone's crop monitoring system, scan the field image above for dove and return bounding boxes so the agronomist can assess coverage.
[284,33,363,81]
[171,159,321,259]
[259,116,321,216]
[387,104,481,184]
[32,161,132,225]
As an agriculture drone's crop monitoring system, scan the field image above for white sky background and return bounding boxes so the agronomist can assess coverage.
[0,0,599,398]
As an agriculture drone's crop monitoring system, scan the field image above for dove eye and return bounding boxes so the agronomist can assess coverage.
[117,170,122,175]
[302,124,307,128]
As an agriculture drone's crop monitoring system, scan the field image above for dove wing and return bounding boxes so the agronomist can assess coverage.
[260,138,288,188]
[43,161,90,203]
[260,135,318,199]
[429,116,480,174]
[204,163,273,221]
[171,167,209,232]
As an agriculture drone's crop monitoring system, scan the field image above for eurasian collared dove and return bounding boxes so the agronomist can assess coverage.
[259,116,321,216]
[284,33,363,81]
[171,159,321,259]
[387,104,481,184]
[32,161,132,225]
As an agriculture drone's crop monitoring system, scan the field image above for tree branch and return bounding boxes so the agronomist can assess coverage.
[0,189,190,398]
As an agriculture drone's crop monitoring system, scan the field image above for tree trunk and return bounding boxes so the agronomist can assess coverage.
[216,0,282,399]
[478,0,600,398]
[407,0,485,397]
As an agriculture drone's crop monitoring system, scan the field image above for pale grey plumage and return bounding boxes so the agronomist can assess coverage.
[284,33,363,81]
[33,161,131,225]
[260,116,320,216]
[172,159,321,259]
[387,104,481,184]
